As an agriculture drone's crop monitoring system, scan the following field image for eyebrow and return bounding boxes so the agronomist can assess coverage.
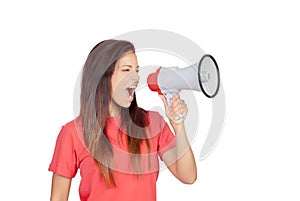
[122,65,139,68]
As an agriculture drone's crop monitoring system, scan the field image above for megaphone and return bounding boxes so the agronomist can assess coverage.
[147,54,220,120]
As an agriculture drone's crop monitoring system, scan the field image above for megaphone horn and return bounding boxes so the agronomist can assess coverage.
[147,54,220,120]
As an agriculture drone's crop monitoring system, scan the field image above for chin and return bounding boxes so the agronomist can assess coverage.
[118,101,131,108]
[124,102,132,108]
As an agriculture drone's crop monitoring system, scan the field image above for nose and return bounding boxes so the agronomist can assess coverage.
[130,69,139,83]
[135,70,140,81]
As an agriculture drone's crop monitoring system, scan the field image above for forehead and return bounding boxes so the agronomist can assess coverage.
[116,52,137,65]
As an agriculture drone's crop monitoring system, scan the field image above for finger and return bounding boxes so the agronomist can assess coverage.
[172,102,188,115]
[170,101,183,113]
[171,109,182,118]
[170,100,181,110]
[158,94,168,107]
[171,98,185,111]
[182,103,188,117]
[158,94,166,102]
[171,93,180,102]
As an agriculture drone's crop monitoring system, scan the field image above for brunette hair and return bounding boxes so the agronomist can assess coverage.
[80,40,150,187]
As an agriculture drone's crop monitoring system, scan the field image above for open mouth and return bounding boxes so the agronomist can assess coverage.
[127,86,136,98]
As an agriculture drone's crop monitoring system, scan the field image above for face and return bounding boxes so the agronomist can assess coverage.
[110,52,139,115]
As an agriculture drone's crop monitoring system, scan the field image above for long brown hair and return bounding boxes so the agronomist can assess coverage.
[80,40,150,187]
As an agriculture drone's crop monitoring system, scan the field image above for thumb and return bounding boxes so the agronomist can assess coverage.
[158,94,168,109]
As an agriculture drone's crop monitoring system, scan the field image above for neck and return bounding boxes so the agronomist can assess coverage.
[109,101,121,117]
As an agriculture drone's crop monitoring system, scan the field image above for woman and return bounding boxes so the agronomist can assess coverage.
[49,39,197,201]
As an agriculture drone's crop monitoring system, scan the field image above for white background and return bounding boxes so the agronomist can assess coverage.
[1,0,300,200]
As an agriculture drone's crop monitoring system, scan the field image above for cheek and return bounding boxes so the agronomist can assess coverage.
[111,75,126,98]
[111,74,121,93]
[112,74,129,90]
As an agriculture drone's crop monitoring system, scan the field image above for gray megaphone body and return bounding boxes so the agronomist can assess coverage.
[147,54,220,120]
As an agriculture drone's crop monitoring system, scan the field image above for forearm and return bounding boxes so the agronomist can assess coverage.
[159,93,197,183]
[173,124,197,184]
[50,173,71,201]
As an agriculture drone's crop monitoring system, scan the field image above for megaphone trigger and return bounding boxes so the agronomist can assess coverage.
[161,89,182,121]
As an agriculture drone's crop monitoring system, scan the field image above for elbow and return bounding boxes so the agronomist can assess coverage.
[183,174,197,184]
[180,171,197,184]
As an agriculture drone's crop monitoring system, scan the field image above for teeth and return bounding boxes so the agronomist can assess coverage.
[127,86,136,98]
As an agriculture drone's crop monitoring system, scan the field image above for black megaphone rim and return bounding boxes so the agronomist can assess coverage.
[198,54,220,98]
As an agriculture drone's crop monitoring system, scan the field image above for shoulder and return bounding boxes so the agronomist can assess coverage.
[62,116,82,132]
[60,119,77,136]
[57,117,83,147]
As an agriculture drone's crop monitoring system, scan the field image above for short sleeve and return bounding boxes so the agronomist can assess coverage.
[48,125,78,178]
[157,116,176,159]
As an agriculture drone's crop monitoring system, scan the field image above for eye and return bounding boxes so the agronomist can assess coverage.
[136,68,139,73]
[122,68,130,72]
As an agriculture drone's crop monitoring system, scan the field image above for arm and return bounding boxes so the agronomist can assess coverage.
[50,173,72,201]
[160,94,197,184]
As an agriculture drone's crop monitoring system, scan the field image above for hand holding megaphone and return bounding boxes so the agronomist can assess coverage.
[147,54,220,121]
[159,93,188,124]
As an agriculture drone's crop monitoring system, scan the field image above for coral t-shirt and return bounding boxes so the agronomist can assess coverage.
[49,111,176,201]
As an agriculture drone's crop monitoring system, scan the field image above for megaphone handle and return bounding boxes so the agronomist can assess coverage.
[163,90,182,121]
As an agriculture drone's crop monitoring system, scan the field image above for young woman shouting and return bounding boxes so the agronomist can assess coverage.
[49,39,197,201]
